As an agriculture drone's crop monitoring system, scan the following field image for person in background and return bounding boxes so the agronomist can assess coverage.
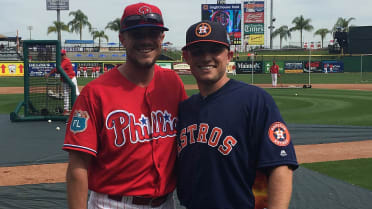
[95,65,100,78]
[91,66,96,78]
[270,60,279,87]
[63,3,187,209]
[46,49,80,115]
[83,65,88,77]
[76,66,81,78]
[176,20,298,209]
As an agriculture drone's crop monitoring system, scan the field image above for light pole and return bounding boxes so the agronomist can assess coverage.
[269,0,275,49]
[57,8,62,42]
[27,26,33,40]
[90,27,97,48]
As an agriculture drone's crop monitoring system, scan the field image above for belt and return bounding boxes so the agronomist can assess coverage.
[107,194,168,207]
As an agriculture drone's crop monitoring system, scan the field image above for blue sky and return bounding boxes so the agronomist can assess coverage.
[1,0,371,49]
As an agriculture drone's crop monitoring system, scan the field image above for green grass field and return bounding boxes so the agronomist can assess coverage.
[1,74,371,191]
[302,158,372,191]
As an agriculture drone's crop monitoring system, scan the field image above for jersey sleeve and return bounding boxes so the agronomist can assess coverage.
[256,92,298,170]
[63,87,99,157]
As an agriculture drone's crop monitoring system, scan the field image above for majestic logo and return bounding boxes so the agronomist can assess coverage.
[138,6,152,15]
[70,110,90,133]
[105,110,177,147]
[280,150,288,157]
[268,122,290,146]
[195,22,212,37]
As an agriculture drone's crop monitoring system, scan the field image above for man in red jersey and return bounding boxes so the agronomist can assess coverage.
[83,65,88,77]
[63,2,187,209]
[46,49,80,115]
[270,60,280,87]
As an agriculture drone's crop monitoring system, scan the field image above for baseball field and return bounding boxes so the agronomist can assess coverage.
[0,72,372,208]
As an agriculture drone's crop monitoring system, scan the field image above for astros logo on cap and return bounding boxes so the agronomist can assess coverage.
[195,22,212,37]
[268,122,290,146]
[138,6,151,14]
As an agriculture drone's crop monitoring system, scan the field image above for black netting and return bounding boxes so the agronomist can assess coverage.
[26,44,72,116]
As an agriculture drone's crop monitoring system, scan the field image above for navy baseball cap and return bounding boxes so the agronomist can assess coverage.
[182,20,230,50]
[120,3,169,32]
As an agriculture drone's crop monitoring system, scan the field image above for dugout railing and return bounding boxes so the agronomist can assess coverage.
[10,40,77,122]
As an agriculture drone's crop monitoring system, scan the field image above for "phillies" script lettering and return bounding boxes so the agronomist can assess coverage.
[105,110,177,147]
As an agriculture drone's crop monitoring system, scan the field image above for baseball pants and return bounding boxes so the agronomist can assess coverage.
[63,77,80,111]
[88,191,176,209]
[271,73,277,87]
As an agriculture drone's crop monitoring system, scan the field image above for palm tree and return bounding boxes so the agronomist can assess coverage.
[272,25,291,49]
[105,18,121,46]
[333,17,355,32]
[314,28,330,48]
[68,10,92,40]
[92,30,109,49]
[290,15,314,48]
[47,21,69,41]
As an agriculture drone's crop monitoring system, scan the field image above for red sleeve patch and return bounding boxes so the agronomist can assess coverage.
[268,122,290,146]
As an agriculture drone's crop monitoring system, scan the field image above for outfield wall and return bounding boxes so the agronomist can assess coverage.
[341,55,372,73]
[1,55,371,77]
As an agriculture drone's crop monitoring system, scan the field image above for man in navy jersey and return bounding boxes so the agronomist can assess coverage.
[176,20,298,209]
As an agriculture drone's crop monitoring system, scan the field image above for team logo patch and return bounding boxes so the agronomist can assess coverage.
[268,122,290,146]
[70,110,89,133]
[195,22,212,37]
[138,6,151,14]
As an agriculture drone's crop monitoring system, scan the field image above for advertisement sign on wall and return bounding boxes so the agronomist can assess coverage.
[28,63,56,77]
[264,61,284,74]
[156,62,172,69]
[0,63,24,76]
[201,4,242,45]
[244,12,264,23]
[244,1,264,45]
[284,62,304,74]
[226,62,236,74]
[236,61,263,74]
[244,34,264,45]
[46,0,69,10]
[321,61,344,73]
[173,62,191,75]
[244,23,264,34]
[304,61,323,73]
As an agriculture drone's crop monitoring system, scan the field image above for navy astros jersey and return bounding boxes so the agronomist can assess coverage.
[176,79,298,209]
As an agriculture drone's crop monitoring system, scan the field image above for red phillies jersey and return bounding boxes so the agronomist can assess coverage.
[50,57,76,79]
[270,64,279,74]
[63,65,187,197]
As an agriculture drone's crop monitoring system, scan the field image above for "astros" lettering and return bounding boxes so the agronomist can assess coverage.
[178,123,237,155]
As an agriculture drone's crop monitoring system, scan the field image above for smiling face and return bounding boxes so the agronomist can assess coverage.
[183,42,233,88]
[120,28,165,69]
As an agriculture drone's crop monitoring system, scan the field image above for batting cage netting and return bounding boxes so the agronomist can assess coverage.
[10,40,77,122]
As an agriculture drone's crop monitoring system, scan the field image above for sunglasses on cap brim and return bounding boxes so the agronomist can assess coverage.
[121,13,163,31]
[187,42,229,55]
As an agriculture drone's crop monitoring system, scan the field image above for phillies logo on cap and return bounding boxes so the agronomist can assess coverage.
[138,5,152,14]
[268,122,290,146]
[195,22,212,37]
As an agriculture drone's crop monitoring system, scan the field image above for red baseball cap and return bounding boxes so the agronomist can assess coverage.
[120,3,168,32]
[61,49,66,55]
